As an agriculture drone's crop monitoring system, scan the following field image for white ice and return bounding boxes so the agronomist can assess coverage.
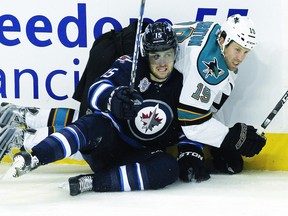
[1,163,288,216]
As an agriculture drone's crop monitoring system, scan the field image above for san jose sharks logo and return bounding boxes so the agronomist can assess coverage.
[233,16,240,24]
[202,58,224,79]
[128,99,173,140]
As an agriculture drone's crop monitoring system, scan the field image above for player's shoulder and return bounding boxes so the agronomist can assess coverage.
[173,21,219,44]
[174,21,228,85]
[111,54,133,72]
[115,55,133,64]
[196,22,228,85]
[172,68,183,79]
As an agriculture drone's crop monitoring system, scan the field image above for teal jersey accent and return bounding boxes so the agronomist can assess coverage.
[53,108,69,126]
[177,108,211,123]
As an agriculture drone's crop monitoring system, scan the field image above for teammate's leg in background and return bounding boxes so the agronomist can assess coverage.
[6,114,107,177]
[0,103,79,162]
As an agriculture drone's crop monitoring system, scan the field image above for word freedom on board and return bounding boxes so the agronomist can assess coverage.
[0,3,248,48]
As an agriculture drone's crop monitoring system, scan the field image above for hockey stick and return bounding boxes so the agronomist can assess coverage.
[257,90,288,135]
[130,0,146,90]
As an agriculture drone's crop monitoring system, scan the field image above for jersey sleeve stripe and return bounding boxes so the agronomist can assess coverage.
[177,107,212,125]
[89,81,114,111]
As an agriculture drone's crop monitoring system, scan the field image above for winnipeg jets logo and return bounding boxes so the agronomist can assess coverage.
[128,99,173,141]
[202,58,224,79]
[140,104,162,132]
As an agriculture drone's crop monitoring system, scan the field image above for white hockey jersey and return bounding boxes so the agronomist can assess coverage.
[173,21,237,148]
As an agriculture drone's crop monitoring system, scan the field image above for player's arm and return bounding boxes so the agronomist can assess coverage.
[178,79,265,157]
[212,71,236,113]
[179,106,266,157]
[88,55,130,111]
[211,92,229,113]
[178,104,228,148]
[88,55,143,119]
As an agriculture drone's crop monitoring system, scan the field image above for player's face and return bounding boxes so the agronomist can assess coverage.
[148,48,175,82]
[223,41,250,71]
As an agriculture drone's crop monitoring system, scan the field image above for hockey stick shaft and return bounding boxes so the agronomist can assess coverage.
[257,90,288,135]
[130,0,146,90]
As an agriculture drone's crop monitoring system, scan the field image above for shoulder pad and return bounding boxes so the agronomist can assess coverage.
[116,55,133,64]
[197,24,229,85]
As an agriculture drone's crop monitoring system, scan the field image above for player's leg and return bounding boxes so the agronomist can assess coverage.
[7,114,108,177]
[0,103,36,128]
[69,149,179,195]
[29,108,79,128]
[0,125,81,162]
[0,103,79,161]
[0,127,37,162]
[0,102,78,129]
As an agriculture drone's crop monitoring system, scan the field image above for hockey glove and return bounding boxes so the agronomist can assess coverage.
[221,123,266,157]
[108,86,143,120]
[210,147,243,174]
[177,144,210,183]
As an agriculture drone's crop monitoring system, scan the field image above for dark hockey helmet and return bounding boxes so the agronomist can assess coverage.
[140,21,178,57]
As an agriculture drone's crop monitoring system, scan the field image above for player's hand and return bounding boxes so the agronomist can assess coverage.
[221,123,267,157]
[177,144,210,182]
[108,86,143,120]
[210,147,243,174]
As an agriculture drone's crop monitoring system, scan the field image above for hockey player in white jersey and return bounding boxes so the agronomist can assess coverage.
[174,14,266,175]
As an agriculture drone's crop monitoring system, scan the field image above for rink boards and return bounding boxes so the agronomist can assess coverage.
[1,133,288,171]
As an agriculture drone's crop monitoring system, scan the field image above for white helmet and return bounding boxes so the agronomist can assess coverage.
[220,14,257,50]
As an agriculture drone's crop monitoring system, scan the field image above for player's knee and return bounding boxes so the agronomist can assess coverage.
[145,152,179,189]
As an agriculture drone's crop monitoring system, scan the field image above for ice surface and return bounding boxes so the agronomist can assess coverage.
[1,163,288,216]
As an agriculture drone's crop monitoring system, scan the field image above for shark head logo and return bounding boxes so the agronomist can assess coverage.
[202,58,224,79]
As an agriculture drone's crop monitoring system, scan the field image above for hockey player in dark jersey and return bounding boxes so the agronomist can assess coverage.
[6,22,211,195]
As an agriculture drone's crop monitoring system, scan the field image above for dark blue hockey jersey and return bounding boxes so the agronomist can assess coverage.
[88,54,183,149]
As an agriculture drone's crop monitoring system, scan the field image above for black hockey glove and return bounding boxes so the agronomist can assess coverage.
[108,86,143,120]
[177,144,210,183]
[221,123,266,157]
[210,147,243,174]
